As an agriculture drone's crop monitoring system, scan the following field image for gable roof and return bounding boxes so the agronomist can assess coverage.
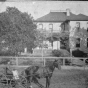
[35,11,88,22]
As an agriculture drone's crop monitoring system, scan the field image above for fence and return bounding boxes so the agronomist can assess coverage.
[0,56,88,69]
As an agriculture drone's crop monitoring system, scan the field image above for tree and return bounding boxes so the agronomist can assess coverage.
[0,7,37,56]
[34,29,49,48]
[60,32,70,52]
[47,32,70,52]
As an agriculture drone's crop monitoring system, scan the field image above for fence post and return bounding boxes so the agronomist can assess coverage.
[63,58,65,66]
[70,57,73,66]
[83,58,86,70]
[16,57,18,67]
[42,47,44,66]
[70,49,73,66]
[43,58,46,66]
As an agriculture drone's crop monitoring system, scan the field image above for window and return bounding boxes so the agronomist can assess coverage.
[87,28,88,32]
[76,22,80,28]
[76,38,80,48]
[75,22,80,32]
[39,24,43,29]
[87,38,88,47]
[49,24,53,31]
[87,22,88,32]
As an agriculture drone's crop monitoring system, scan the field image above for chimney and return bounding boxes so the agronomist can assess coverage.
[66,9,70,16]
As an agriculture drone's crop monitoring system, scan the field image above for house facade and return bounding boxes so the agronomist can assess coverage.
[69,23,88,53]
[34,9,88,53]
[36,22,61,50]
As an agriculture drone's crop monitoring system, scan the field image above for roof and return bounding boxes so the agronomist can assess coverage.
[35,11,88,22]
[35,12,67,22]
[67,13,88,21]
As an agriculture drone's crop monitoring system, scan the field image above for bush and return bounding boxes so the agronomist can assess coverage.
[52,50,62,57]
[52,49,70,57]
[0,58,11,65]
[0,51,18,56]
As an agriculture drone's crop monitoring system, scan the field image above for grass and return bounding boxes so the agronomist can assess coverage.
[0,66,88,88]
[31,69,88,88]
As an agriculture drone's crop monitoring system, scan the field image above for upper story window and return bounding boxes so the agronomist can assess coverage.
[76,22,80,31]
[76,38,80,48]
[87,28,88,32]
[39,24,43,29]
[87,38,88,47]
[49,24,53,31]
[76,22,80,28]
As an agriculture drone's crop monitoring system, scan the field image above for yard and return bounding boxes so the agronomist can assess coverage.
[0,64,88,88]
[0,66,88,88]
[11,67,88,88]
[30,69,88,88]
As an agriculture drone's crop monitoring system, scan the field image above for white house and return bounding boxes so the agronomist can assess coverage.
[34,9,88,53]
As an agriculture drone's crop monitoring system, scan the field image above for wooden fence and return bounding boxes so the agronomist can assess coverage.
[0,56,88,68]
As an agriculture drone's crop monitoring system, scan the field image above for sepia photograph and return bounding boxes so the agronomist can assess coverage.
[0,1,88,88]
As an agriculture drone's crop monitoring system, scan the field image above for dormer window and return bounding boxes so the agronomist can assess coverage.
[39,24,43,29]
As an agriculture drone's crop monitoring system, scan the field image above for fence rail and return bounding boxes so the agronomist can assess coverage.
[0,56,88,68]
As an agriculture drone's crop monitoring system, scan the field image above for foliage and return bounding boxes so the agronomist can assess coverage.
[45,31,70,52]
[0,51,16,56]
[0,58,10,65]
[52,49,70,57]
[60,32,70,52]
[0,7,37,55]
[52,50,62,57]
[34,29,49,48]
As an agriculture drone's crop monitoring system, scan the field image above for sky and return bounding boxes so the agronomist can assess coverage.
[0,1,88,19]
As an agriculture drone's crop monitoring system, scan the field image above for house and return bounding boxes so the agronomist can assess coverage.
[34,9,88,54]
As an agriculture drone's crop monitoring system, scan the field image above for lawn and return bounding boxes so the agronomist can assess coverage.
[0,66,88,88]
[31,69,88,88]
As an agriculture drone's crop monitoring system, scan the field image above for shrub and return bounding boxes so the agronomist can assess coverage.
[52,49,70,57]
[0,51,18,56]
[52,50,62,57]
[0,58,11,65]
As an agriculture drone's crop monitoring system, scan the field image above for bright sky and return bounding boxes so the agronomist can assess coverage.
[0,1,88,19]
